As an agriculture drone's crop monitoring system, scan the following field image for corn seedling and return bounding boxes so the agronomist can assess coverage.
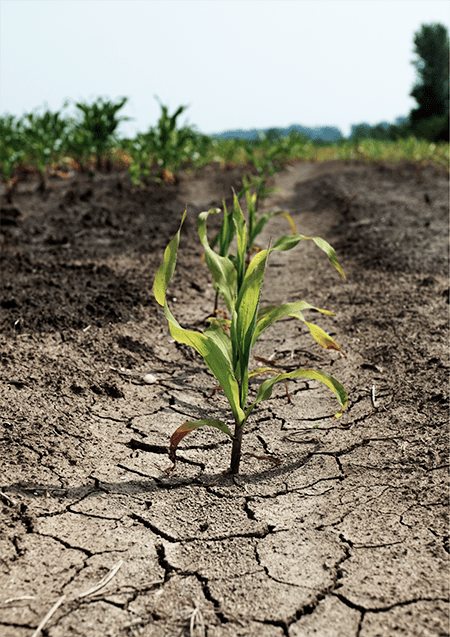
[0,115,25,202]
[208,172,296,315]
[238,174,296,257]
[63,124,96,173]
[3,96,448,191]
[128,99,201,185]
[125,133,155,186]
[154,197,348,474]
[22,107,70,192]
[75,97,129,171]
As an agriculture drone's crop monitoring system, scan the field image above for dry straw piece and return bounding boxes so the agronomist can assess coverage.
[29,560,124,637]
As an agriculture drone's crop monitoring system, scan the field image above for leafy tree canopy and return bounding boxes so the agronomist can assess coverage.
[409,23,449,141]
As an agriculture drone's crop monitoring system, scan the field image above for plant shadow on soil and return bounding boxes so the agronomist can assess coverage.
[0,160,448,637]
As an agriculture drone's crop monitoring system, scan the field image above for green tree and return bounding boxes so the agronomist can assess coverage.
[409,23,449,141]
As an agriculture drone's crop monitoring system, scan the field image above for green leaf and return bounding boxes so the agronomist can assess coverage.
[153,208,186,306]
[310,236,346,279]
[169,418,233,466]
[198,209,236,312]
[253,301,334,345]
[163,303,245,425]
[232,193,248,291]
[247,368,348,418]
[205,318,233,366]
[217,199,235,257]
[244,249,268,280]
[271,233,308,252]
[270,234,346,279]
[234,251,269,406]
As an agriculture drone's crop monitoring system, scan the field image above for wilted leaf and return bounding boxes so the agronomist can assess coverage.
[304,321,346,357]
[247,368,348,418]
[168,419,233,467]
[271,234,346,279]
[253,301,334,345]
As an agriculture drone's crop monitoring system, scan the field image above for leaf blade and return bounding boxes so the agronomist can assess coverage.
[253,301,335,345]
[153,208,186,306]
[198,208,236,312]
[247,368,348,418]
[270,234,346,279]
[163,303,245,425]
[169,418,233,467]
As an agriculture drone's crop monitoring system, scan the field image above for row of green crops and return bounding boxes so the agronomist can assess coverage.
[0,97,130,199]
[1,97,448,200]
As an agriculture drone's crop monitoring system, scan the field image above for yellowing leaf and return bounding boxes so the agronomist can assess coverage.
[304,321,346,357]
[278,211,297,235]
[253,301,335,345]
[248,366,279,379]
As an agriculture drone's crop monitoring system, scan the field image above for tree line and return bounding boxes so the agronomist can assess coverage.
[351,23,449,143]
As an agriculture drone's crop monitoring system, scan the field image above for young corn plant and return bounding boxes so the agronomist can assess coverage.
[153,196,348,475]
[0,114,25,202]
[238,174,297,259]
[75,97,129,171]
[22,107,69,192]
[241,136,285,209]
[208,178,297,315]
[130,98,200,184]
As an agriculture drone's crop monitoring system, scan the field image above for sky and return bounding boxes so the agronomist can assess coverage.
[0,1,449,138]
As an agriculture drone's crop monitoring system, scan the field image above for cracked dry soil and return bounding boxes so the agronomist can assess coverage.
[0,160,448,637]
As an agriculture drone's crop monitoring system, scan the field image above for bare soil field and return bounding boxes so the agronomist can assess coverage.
[1,159,448,636]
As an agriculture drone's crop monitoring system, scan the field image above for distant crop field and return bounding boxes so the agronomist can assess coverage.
[1,99,448,202]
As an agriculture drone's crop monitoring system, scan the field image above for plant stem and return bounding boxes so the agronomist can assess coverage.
[230,421,244,474]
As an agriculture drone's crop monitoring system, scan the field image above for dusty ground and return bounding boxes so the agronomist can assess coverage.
[0,159,448,636]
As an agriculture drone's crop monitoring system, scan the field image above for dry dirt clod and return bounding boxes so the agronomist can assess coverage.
[143,373,158,384]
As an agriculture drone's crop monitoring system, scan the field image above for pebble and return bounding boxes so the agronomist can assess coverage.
[143,373,157,384]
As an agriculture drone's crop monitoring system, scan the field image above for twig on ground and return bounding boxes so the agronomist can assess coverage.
[77,560,123,599]
[371,384,377,409]
[29,560,124,636]
[0,491,17,506]
[243,452,282,464]
[3,595,35,604]
[189,603,205,637]
[283,378,293,403]
[30,594,66,637]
